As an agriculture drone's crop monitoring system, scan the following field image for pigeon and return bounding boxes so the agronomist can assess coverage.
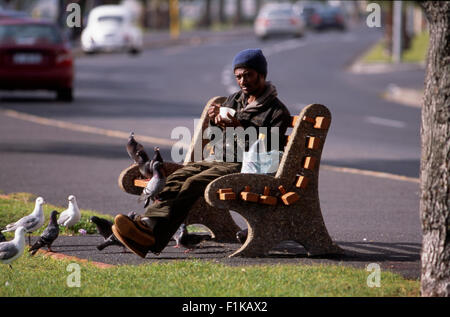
[150,146,164,165]
[90,216,123,251]
[0,226,26,269]
[2,196,46,245]
[138,161,166,208]
[29,210,60,255]
[126,132,146,163]
[174,224,212,253]
[236,228,248,244]
[136,149,152,179]
[0,232,6,243]
[57,195,81,228]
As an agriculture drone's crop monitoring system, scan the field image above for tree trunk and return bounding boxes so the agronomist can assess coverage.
[419,1,450,297]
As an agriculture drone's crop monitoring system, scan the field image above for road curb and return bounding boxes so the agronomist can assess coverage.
[36,248,115,269]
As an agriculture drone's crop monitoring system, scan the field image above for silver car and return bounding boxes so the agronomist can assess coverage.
[254,3,305,40]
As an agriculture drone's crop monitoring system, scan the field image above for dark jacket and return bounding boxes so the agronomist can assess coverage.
[209,83,292,162]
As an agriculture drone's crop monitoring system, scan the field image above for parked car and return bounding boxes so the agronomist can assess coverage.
[294,1,325,29]
[254,3,305,40]
[308,5,347,31]
[0,18,74,101]
[0,9,29,20]
[81,5,143,54]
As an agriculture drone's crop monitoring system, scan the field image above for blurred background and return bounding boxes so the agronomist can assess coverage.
[0,0,428,227]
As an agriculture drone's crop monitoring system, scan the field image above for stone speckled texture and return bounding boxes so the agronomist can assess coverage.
[119,100,342,256]
[205,103,343,257]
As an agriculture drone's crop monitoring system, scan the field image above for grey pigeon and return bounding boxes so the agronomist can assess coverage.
[236,228,248,244]
[151,146,164,165]
[2,196,46,245]
[136,149,152,179]
[90,216,124,251]
[174,224,212,253]
[0,226,26,269]
[0,232,6,242]
[29,210,60,255]
[126,132,146,163]
[57,195,81,228]
[138,161,166,208]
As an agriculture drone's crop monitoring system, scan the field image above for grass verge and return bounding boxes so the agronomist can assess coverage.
[0,192,420,297]
[362,31,429,63]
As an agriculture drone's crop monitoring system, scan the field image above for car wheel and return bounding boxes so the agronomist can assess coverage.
[57,88,73,102]
[129,48,141,55]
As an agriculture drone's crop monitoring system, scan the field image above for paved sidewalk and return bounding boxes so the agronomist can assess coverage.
[30,234,421,280]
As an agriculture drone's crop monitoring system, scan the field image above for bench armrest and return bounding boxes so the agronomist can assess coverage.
[204,173,285,209]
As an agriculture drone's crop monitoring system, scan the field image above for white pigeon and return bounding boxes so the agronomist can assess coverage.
[0,226,26,269]
[57,195,81,228]
[2,197,46,245]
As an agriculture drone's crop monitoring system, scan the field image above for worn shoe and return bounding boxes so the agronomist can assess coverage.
[112,214,156,258]
[112,225,150,258]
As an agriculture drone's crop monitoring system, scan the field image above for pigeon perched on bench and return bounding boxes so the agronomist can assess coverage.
[136,149,152,179]
[57,195,81,229]
[90,216,123,251]
[29,210,60,255]
[126,132,146,164]
[138,160,166,208]
[2,196,46,245]
[0,226,26,269]
[174,224,212,253]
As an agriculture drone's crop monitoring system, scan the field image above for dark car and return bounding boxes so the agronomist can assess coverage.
[0,18,74,101]
[0,9,29,20]
[309,5,347,31]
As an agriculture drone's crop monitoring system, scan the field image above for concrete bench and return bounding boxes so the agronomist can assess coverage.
[118,96,342,257]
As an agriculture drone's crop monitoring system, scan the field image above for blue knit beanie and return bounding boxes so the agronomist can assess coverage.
[232,48,267,77]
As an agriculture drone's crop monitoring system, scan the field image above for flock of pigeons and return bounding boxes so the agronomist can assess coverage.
[0,195,81,269]
[0,132,213,269]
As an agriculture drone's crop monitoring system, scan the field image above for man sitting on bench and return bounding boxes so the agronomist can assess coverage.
[112,48,292,258]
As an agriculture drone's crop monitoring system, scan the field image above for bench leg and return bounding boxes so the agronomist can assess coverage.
[185,198,241,243]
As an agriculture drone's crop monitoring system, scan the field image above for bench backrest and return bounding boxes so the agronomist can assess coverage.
[184,97,331,185]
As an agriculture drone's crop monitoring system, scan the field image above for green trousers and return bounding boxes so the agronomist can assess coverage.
[144,161,241,253]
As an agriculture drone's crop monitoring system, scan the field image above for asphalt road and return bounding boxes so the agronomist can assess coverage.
[0,23,424,278]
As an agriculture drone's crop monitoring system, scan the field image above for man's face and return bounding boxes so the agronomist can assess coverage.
[234,67,265,96]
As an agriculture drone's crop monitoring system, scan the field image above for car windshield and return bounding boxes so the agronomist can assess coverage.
[264,8,294,18]
[0,24,62,44]
[97,15,124,26]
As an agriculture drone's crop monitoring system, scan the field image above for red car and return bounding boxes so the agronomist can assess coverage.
[0,18,74,101]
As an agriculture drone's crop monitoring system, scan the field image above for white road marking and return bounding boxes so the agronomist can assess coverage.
[0,108,419,183]
[364,116,406,129]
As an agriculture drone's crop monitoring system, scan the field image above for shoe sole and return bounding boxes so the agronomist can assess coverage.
[112,225,147,258]
[114,214,156,246]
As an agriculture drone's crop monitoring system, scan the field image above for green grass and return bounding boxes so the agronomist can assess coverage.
[0,192,420,297]
[362,31,429,63]
[0,256,419,297]
[0,192,111,238]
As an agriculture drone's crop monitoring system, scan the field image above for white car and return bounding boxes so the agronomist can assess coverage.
[254,3,305,40]
[81,5,143,54]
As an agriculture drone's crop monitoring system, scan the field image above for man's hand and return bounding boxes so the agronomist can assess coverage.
[207,102,220,121]
[215,112,241,128]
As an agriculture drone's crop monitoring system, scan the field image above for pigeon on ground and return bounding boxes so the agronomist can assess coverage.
[174,224,212,253]
[90,216,124,251]
[2,196,46,245]
[126,132,146,163]
[29,210,60,255]
[138,161,166,208]
[0,232,6,242]
[0,226,26,269]
[57,195,81,229]
[236,228,248,244]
